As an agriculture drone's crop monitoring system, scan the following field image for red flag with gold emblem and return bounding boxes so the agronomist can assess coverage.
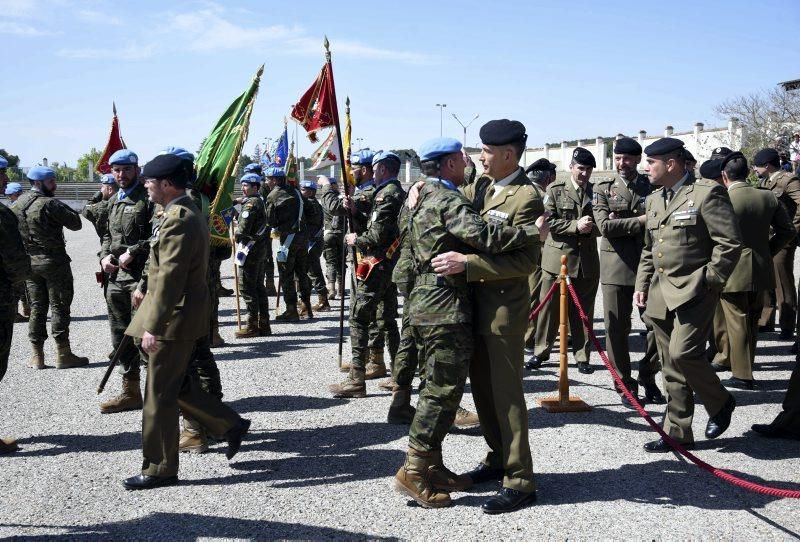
[290,63,337,143]
[96,102,126,174]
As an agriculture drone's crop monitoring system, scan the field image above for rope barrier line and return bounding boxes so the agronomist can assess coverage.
[528,279,560,322]
[562,282,800,499]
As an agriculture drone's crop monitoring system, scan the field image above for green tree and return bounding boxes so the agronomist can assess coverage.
[0,149,20,167]
[74,148,102,182]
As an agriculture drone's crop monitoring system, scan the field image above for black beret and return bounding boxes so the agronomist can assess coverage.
[699,159,723,180]
[753,148,780,167]
[684,149,695,162]
[720,151,745,170]
[613,137,642,155]
[479,119,527,146]
[710,147,733,160]
[571,147,596,167]
[529,158,552,171]
[644,137,685,157]
[142,154,191,186]
[548,161,557,171]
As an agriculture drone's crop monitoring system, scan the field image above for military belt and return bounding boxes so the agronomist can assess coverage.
[414,272,466,289]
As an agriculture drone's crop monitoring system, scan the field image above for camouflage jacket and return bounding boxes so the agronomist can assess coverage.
[236,195,268,245]
[0,201,30,288]
[303,196,324,240]
[319,185,345,233]
[265,183,308,245]
[82,191,110,242]
[351,180,375,234]
[354,179,405,258]
[101,182,154,281]
[399,178,532,326]
[13,189,82,265]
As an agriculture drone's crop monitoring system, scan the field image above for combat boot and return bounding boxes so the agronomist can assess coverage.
[300,298,314,320]
[235,317,260,338]
[210,324,225,347]
[0,437,19,454]
[452,406,480,430]
[339,361,351,373]
[312,293,330,311]
[378,377,396,391]
[265,279,277,296]
[179,416,208,454]
[429,450,472,491]
[218,285,234,297]
[258,315,272,337]
[275,305,300,322]
[328,368,367,398]
[55,342,89,369]
[100,378,143,414]
[394,447,452,508]
[298,300,310,318]
[327,282,336,301]
[387,385,416,424]
[14,313,28,323]
[28,342,45,370]
[365,349,387,380]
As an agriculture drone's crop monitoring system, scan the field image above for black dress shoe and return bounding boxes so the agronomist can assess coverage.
[225,418,251,460]
[710,362,729,373]
[641,381,666,404]
[481,487,537,514]
[524,355,544,371]
[577,362,594,374]
[721,376,756,390]
[643,438,695,453]
[218,286,234,297]
[752,423,800,441]
[122,474,178,490]
[464,463,504,485]
[758,325,775,333]
[620,395,637,409]
[705,394,736,439]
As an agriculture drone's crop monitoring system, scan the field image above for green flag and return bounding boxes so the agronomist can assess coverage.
[195,64,264,245]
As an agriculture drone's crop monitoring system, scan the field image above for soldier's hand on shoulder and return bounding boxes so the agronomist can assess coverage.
[406,180,425,209]
[431,251,466,276]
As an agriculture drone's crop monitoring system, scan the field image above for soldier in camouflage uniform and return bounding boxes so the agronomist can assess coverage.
[13,166,88,370]
[5,181,31,322]
[255,164,278,297]
[98,150,154,413]
[233,173,271,337]
[82,173,118,244]
[338,150,400,378]
[393,137,536,508]
[328,151,406,398]
[318,176,345,299]
[264,166,313,321]
[299,179,330,313]
[0,161,30,453]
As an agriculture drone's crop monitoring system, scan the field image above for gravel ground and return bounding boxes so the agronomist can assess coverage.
[0,221,799,541]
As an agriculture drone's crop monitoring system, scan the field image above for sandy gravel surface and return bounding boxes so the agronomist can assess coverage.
[0,222,798,540]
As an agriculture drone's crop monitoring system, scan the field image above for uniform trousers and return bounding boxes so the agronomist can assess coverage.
[470,334,535,493]
[106,277,142,381]
[649,291,732,443]
[141,338,240,478]
[760,245,796,333]
[712,291,762,381]
[523,265,543,350]
[349,262,394,371]
[27,261,74,346]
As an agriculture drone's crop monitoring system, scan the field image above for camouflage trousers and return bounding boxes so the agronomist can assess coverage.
[349,262,395,370]
[106,277,142,381]
[408,323,473,452]
[277,244,311,306]
[368,287,400,362]
[187,333,223,399]
[392,309,420,387]
[307,237,328,296]
[27,261,75,345]
[13,281,29,316]
[264,237,275,289]
[238,242,269,322]
[209,255,224,332]
[0,284,15,383]
[323,232,344,286]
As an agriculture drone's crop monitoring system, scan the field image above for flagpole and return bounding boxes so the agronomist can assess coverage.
[324,37,358,371]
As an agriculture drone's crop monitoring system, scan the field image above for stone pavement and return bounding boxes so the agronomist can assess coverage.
[0,224,798,540]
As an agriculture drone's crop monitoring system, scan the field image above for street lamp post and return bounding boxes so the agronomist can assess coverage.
[436,103,447,136]
[452,113,480,146]
[356,137,365,150]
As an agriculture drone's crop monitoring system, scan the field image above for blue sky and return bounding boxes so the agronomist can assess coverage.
[1,0,798,167]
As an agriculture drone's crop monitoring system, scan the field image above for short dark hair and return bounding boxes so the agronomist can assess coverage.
[509,139,525,160]
[526,169,549,184]
[381,157,401,176]
[420,160,440,177]
[723,156,749,181]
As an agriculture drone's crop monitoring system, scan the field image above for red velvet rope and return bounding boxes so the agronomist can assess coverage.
[528,279,560,322]
[562,281,800,499]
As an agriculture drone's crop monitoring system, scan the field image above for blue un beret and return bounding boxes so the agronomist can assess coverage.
[753,148,780,167]
[350,149,376,166]
[4,182,22,195]
[100,173,116,185]
[418,137,462,162]
[372,151,401,167]
[27,166,56,182]
[644,137,685,157]
[109,149,139,166]
[299,180,318,190]
[159,146,194,162]
[0,156,7,169]
[263,166,285,178]
[240,173,261,185]
[572,147,596,167]
[243,163,262,174]
[479,119,527,146]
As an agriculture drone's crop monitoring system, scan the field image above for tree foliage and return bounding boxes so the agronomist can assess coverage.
[74,147,102,182]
